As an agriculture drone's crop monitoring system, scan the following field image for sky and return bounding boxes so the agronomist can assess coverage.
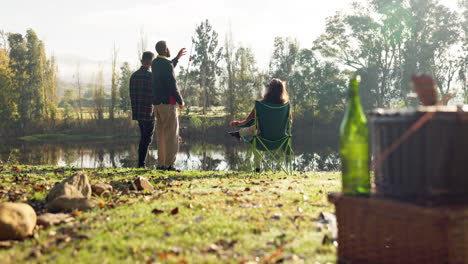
[0,0,459,85]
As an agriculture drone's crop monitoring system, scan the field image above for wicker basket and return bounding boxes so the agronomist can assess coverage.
[369,106,468,205]
[329,193,468,264]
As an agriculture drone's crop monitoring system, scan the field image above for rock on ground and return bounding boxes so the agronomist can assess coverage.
[37,213,74,227]
[47,196,98,213]
[46,171,91,203]
[91,183,113,197]
[0,202,36,241]
[133,177,154,192]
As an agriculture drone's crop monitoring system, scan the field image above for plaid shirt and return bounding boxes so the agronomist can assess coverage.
[129,66,154,121]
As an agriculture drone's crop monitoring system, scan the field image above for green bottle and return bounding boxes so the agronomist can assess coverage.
[339,75,370,195]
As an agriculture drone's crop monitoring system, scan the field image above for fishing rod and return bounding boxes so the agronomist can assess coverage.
[182,38,194,100]
[178,38,194,144]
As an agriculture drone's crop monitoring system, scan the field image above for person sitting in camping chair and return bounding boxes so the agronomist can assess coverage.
[228,79,293,173]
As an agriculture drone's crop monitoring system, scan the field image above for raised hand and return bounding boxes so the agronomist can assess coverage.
[175,48,187,60]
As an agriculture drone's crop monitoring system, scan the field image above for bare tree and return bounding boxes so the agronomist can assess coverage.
[137,27,148,63]
[0,30,8,53]
[74,63,83,121]
[110,44,119,120]
[223,29,236,119]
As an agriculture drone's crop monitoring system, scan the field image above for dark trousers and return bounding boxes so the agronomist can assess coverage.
[138,120,155,167]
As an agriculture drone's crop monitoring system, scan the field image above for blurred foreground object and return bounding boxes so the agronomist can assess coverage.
[339,75,370,196]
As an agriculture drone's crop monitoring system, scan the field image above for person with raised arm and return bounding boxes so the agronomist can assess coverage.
[152,41,186,171]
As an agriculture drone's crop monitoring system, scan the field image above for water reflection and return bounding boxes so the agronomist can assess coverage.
[0,139,339,171]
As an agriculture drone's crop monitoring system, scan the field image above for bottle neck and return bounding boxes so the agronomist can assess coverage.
[348,82,361,106]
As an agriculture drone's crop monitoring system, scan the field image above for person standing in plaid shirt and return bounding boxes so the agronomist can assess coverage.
[129,50,185,168]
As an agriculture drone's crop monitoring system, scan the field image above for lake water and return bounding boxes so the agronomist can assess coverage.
[0,138,340,171]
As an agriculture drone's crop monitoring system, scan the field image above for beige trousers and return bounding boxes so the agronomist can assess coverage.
[154,104,179,168]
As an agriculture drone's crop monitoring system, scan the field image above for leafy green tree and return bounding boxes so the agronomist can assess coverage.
[7,29,57,127]
[269,37,299,81]
[25,29,45,120]
[8,33,29,126]
[93,70,105,121]
[177,66,200,114]
[222,31,259,119]
[282,47,347,123]
[287,48,317,116]
[63,89,75,123]
[43,55,58,121]
[312,62,347,124]
[232,46,258,115]
[315,0,463,108]
[63,102,74,125]
[459,0,468,102]
[403,0,461,102]
[269,37,300,108]
[191,19,223,114]
[0,49,17,127]
[118,62,132,114]
[314,3,402,108]
[63,89,76,105]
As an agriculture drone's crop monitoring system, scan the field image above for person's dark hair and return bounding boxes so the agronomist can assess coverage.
[155,41,167,55]
[141,51,154,62]
[262,79,289,104]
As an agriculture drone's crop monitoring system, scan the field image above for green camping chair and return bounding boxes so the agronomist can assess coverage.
[235,101,293,174]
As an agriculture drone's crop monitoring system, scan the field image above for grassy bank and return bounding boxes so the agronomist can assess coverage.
[0,166,339,263]
[20,134,140,142]
[20,134,137,142]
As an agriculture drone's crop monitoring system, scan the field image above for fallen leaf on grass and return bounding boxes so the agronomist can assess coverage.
[171,207,179,215]
[152,208,164,214]
[261,247,284,263]
[217,238,238,250]
[271,213,282,220]
[206,243,221,253]
[159,252,176,259]
[134,220,146,227]
[72,211,83,216]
